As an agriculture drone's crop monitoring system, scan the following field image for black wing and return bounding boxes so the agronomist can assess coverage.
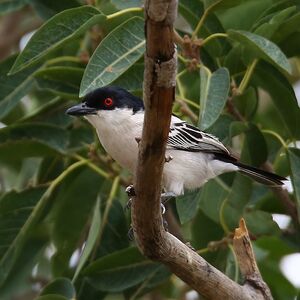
[167,121,230,155]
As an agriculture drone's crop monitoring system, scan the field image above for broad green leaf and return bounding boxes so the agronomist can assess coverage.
[198,178,229,223]
[0,123,69,160]
[34,66,84,98]
[254,6,296,39]
[206,114,234,143]
[30,0,81,19]
[111,0,143,9]
[124,266,171,299]
[39,278,75,299]
[228,30,291,74]
[84,247,161,292]
[218,0,272,31]
[198,67,230,130]
[233,87,258,120]
[9,6,105,74]
[0,54,39,120]
[273,12,300,43]
[35,296,68,300]
[73,196,102,282]
[287,148,300,222]
[80,17,145,96]
[0,0,28,15]
[0,187,46,287]
[253,62,300,139]
[95,199,129,258]
[111,62,144,92]
[176,191,200,224]
[203,0,240,11]
[244,210,280,236]
[51,168,101,276]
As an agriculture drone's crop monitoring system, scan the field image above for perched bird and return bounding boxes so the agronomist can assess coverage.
[66,86,286,197]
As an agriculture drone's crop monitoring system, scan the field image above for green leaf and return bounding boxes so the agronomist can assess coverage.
[124,266,171,299]
[111,0,143,10]
[73,196,101,282]
[198,67,230,130]
[244,210,280,236]
[84,247,161,292]
[51,168,101,276]
[80,16,145,96]
[176,191,200,224]
[253,62,300,139]
[0,54,39,120]
[34,66,84,98]
[35,296,69,300]
[203,0,240,11]
[228,30,291,74]
[0,0,28,15]
[9,6,105,74]
[111,62,144,92]
[254,6,296,39]
[30,0,81,19]
[287,147,300,223]
[0,187,46,287]
[0,123,69,160]
[39,278,75,299]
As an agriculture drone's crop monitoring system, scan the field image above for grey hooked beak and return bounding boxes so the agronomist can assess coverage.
[66,102,97,116]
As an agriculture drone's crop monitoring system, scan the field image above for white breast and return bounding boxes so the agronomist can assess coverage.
[85,109,143,172]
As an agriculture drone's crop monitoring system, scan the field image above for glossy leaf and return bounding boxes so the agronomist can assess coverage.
[253,62,300,139]
[287,148,300,222]
[80,17,145,96]
[84,247,161,292]
[0,0,28,15]
[51,168,101,276]
[10,6,105,73]
[34,66,83,98]
[228,30,291,74]
[254,6,296,39]
[0,54,39,120]
[111,0,143,9]
[0,123,69,160]
[0,187,46,287]
[176,191,200,224]
[73,196,101,281]
[39,278,75,299]
[198,67,230,130]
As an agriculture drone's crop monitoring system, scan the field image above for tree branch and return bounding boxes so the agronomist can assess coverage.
[131,1,272,299]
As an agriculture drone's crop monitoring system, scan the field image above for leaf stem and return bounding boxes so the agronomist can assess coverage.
[46,56,81,66]
[201,33,228,46]
[72,154,110,179]
[238,59,258,94]
[219,198,230,235]
[107,7,143,20]
[262,130,287,148]
[90,176,120,260]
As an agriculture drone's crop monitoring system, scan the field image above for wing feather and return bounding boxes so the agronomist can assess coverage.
[168,121,230,155]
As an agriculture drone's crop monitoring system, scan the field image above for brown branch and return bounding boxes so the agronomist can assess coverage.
[131,0,272,299]
[233,219,273,299]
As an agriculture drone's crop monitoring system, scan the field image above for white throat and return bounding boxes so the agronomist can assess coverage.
[85,108,144,172]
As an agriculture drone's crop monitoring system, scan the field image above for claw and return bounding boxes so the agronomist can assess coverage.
[126,185,136,197]
[165,155,173,162]
[127,226,135,241]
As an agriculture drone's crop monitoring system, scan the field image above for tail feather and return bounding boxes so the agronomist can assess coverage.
[234,161,286,186]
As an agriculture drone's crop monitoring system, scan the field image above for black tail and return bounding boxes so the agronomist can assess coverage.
[213,153,286,186]
[234,161,286,186]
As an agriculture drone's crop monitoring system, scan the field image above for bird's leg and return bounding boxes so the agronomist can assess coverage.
[125,185,136,210]
[165,155,173,163]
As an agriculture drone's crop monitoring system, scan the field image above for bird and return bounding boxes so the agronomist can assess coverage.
[66,86,286,198]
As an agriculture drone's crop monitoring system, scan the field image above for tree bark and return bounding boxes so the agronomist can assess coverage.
[131,1,273,299]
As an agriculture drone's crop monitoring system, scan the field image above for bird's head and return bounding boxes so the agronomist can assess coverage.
[66,86,144,118]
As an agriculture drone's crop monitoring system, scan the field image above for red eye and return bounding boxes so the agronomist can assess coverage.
[104,97,113,107]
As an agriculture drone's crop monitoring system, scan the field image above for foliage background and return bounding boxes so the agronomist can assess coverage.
[0,0,300,299]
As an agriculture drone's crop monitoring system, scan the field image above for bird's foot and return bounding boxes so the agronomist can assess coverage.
[125,184,136,197]
[165,155,173,163]
[161,192,177,204]
[127,226,134,241]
